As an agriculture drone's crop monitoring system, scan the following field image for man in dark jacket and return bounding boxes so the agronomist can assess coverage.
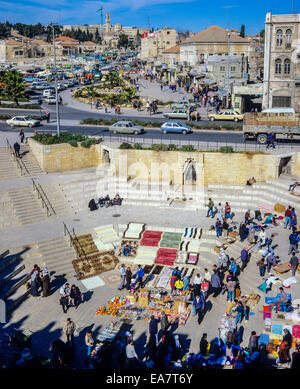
[148,315,159,344]
[290,252,299,276]
[288,232,299,255]
[200,333,208,356]
[193,294,205,324]
[160,312,169,337]
[266,132,275,149]
[240,247,249,272]
[211,270,221,298]
[13,141,21,158]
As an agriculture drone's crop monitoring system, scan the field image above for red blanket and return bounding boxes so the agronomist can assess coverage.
[155,248,178,266]
[140,230,163,247]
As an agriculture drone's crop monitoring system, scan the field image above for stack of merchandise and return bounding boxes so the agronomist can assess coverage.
[155,248,178,266]
[160,232,183,250]
[94,225,120,252]
[123,223,145,239]
[140,230,162,246]
[96,296,127,317]
[134,246,158,265]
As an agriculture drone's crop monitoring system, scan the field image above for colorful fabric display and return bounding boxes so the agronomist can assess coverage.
[140,230,162,246]
[258,333,269,346]
[292,325,300,339]
[160,232,183,249]
[155,248,178,266]
[187,252,198,265]
[271,323,283,335]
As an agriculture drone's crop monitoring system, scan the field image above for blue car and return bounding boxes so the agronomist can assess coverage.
[160,121,191,134]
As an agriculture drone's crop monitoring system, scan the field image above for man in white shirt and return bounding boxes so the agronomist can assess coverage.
[60,283,71,313]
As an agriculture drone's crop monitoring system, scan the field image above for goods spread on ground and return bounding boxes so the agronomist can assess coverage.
[96,288,191,325]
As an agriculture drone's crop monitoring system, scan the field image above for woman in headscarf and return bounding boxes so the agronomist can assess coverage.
[193,273,202,296]
[41,266,50,297]
[30,265,40,297]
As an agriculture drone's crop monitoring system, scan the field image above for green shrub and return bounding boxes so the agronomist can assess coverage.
[180,145,195,152]
[219,146,234,153]
[119,142,133,149]
[81,138,97,148]
[167,144,178,151]
[151,144,168,151]
[133,143,143,150]
[68,140,78,147]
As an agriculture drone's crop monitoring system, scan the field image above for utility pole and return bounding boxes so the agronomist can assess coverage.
[226,31,231,108]
[51,23,60,136]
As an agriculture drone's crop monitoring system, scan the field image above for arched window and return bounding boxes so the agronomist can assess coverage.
[286,29,292,47]
[284,59,291,74]
[275,58,282,74]
[276,29,283,46]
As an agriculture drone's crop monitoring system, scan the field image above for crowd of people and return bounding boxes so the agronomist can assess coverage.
[88,194,122,211]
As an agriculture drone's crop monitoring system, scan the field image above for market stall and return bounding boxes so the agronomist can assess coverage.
[96,288,191,326]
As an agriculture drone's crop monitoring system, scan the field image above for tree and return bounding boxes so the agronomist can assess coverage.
[240,25,245,38]
[4,69,25,106]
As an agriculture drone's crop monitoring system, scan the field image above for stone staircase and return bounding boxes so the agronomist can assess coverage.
[19,144,44,177]
[0,191,19,228]
[6,186,48,226]
[0,147,20,181]
[36,237,77,280]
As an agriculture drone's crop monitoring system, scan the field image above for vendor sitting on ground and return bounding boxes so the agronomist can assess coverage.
[122,244,133,257]
[88,198,98,211]
[112,193,122,205]
[264,214,278,226]
[246,177,256,186]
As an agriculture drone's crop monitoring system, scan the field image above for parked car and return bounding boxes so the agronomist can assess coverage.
[44,96,57,104]
[109,121,144,135]
[208,110,244,122]
[43,88,55,98]
[6,116,40,128]
[171,99,193,110]
[160,121,191,134]
[163,109,188,119]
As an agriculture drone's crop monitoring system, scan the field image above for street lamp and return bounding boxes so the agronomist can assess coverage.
[49,22,61,136]
[226,31,231,108]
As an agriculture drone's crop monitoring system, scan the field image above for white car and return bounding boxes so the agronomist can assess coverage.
[43,89,55,98]
[6,116,40,128]
[45,96,57,104]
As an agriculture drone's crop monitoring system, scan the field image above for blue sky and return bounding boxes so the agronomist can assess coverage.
[0,0,299,34]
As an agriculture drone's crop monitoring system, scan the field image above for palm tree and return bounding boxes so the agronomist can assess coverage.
[4,69,25,106]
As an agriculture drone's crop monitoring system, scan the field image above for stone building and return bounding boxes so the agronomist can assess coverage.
[179,25,251,67]
[140,28,177,61]
[63,12,150,48]
[0,35,51,62]
[262,12,300,112]
[161,45,180,66]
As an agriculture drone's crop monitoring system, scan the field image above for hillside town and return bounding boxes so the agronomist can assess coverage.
[0,1,299,377]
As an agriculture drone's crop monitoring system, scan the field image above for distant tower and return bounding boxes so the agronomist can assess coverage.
[106,12,111,33]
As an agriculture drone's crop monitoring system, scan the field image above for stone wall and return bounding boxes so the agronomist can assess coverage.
[109,148,281,185]
[291,153,300,176]
[28,138,101,172]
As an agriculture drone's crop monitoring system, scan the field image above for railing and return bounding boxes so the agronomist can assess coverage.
[32,178,55,217]
[6,139,30,176]
[63,222,89,265]
[101,133,300,152]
